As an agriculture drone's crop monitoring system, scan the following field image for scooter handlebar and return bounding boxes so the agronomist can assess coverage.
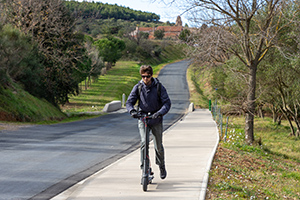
[135,112,153,119]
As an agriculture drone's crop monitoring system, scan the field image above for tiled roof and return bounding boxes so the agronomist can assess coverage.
[138,27,154,32]
[156,26,183,32]
[138,26,183,32]
[133,26,184,39]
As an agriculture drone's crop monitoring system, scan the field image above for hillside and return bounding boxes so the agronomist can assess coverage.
[64,0,160,22]
[63,0,177,37]
[0,0,187,123]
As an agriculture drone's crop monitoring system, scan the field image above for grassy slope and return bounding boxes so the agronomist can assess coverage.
[0,84,66,123]
[187,64,300,199]
[187,63,213,108]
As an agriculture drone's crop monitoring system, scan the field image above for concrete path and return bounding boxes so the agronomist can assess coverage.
[51,109,219,200]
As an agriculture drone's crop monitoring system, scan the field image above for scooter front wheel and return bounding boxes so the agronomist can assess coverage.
[142,176,148,191]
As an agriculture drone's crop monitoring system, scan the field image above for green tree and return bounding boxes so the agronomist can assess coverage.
[64,1,160,22]
[93,36,126,67]
[83,36,105,89]
[122,38,138,59]
[2,0,89,106]
[179,29,191,42]
[15,46,47,99]
[154,29,165,40]
[257,47,300,137]
[0,24,33,87]
[139,31,149,40]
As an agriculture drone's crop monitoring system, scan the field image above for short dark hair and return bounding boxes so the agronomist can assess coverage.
[140,65,153,75]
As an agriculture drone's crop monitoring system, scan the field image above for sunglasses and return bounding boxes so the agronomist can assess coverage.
[141,75,151,78]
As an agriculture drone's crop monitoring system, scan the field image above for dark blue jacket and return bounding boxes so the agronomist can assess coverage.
[126,78,171,124]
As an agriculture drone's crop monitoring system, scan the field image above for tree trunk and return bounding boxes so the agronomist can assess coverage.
[286,115,296,136]
[277,115,282,126]
[258,104,264,118]
[245,65,257,145]
[271,105,278,123]
[291,116,300,137]
[280,107,296,136]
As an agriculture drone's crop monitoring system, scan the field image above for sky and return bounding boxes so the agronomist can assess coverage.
[82,0,190,26]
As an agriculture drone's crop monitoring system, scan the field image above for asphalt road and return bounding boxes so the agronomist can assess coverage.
[0,60,191,200]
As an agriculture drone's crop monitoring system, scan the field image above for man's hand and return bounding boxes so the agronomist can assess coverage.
[152,112,161,119]
[130,109,138,118]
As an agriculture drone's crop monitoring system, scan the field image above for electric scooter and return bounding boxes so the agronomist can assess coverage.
[135,112,154,192]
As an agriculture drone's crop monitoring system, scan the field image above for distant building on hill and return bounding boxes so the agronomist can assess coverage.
[131,16,184,40]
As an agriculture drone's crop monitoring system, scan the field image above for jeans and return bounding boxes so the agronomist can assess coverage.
[138,119,165,169]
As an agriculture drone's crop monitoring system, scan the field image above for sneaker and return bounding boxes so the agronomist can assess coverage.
[159,164,167,179]
[149,167,154,175]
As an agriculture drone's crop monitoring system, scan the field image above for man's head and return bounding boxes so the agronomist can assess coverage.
[140,65,153,75]
[140,65,153,85]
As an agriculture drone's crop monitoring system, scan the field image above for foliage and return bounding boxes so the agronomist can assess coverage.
[179,29,191,42]
[93,36,126,65]
[61,61,141,113]
[210,43,300,136]
[0,24,33,86]
[139,31,150,40]
[153,45,162,57]
[61,60,168,113]
[122,38,138,60]
[83,39,105,90]
[209,57,249,113]
[2,0,90,106]
[73,17,167,38]
[15,46,47,99]
[259,49,300,137]
[154,29,165,40]
[183,0,300,144]
[64,0,160,22]
[61,43,185,114]
[136,43,152,60]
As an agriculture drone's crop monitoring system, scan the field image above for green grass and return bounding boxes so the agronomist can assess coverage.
[206,116,300,199]
[62,61,140,113]
[185,64,300,199]
[0,40,185,124]
[61,41,185,115]
[0,84,66,122]
[187,63,213,108]
[61,60,181,114]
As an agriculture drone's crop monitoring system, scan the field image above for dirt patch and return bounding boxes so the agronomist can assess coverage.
[0,123,34,131]
[0,111,18,122]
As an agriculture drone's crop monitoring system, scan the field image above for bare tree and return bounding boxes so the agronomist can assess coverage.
[166,0,298,144]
